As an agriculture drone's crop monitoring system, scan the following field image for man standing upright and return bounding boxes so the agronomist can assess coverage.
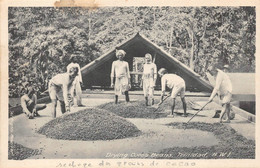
[110,49,131,104]
[158,68,187,117]
[67,54,84,107]
[208,65,233,123]
[140,53,157,106]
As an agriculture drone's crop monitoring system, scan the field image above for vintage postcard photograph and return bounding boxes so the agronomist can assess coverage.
[1,0,259,168]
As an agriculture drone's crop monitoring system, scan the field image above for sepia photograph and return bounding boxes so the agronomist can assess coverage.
[1,0,259,168]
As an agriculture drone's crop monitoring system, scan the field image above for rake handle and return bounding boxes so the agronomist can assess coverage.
[186,101,210,124]
[154,95,170,111]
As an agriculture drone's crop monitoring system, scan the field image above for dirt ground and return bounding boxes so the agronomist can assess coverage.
[8,92,255,159]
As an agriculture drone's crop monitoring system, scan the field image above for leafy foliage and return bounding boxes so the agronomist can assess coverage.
[9,7,255,97]
[9,7,99,97]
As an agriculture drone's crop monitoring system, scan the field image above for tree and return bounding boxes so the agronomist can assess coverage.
[8,7,255,97]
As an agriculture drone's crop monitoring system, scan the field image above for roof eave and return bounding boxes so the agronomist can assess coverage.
[137,33,213,91]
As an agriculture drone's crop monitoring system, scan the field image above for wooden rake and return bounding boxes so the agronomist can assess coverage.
[184,101,211,130]
[152,95,171,112]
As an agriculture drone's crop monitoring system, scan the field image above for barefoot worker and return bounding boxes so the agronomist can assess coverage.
[21,86,46,119]
[48,67,78,118]
[110,49,131,104]
[67,54,84,107]
[208,65,232,123]
[157,68,187,117]
[140,53,157,106]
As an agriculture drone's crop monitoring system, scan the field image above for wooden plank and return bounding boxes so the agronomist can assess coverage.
[232,106,255,123]
[233,94,255,102]
[130,72,143,75]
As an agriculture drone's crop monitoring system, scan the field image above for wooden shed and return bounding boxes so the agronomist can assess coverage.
[81,33,213,92]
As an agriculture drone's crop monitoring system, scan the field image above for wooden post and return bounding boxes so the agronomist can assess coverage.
[135,61,138,84]
[153,52,157,63]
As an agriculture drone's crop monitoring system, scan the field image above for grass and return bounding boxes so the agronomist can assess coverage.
[38,108,141,141]
[8,141,41,160]
[157,122,255,159]
[98,98,191,118]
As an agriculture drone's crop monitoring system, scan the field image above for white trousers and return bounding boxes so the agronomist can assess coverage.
[143,77,154,98]
[71,76,82,105]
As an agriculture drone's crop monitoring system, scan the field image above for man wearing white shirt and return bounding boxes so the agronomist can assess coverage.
[67,55,84,107]
[208,65,232,123]
[110,49,131,104]
[141,53,157,106]
[48,67,78,118]
[158,68,187,117]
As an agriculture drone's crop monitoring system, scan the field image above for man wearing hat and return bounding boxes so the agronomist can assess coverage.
[157,68,187,117]
[110,49,131,104]
[208,65,232,123]
[223,64,230,73]
[140,53,157,106]
[67,54,84,107]
[21,86,46,119]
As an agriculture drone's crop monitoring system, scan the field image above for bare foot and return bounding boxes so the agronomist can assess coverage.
[28,114,34,119]
[167,114,174,118]
[34,113,40,117]
[220,120,230,123]
[182,114,188,117]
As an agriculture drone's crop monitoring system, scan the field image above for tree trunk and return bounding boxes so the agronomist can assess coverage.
[88,18,91,40]
[188,29,195,71]
[133,7,137,28]
[153,7,156,23]
[153,52,157,63]
[169,27,173,48]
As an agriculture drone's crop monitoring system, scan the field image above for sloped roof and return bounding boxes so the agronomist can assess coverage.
[81,33,213,91]
[81,33,140,74]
